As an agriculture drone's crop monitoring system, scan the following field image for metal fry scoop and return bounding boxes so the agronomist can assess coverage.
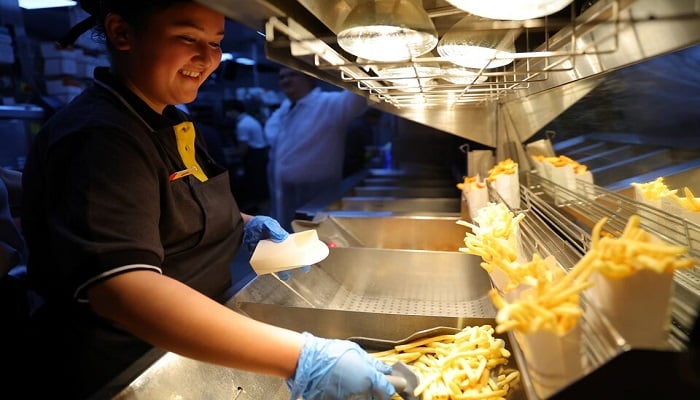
[386,361,420,400]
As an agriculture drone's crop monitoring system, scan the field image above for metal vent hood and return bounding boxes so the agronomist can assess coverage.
[200,0,700,150]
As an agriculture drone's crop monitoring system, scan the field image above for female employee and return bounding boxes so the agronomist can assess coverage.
[20,1,395,399]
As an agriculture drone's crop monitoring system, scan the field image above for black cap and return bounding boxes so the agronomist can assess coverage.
[56,15,96,49]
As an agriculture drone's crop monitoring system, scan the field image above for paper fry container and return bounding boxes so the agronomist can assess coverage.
[491,168,520,210]
[514,325,584,399]
[634,185,662,210]
[660,196,700,244]
[249,230,329,275]
[466,184,489,220]
[531,158,549,180]
[489,268,510,294]
[544,163,576,204]
[587,269,673,350]
[575,171,594,200]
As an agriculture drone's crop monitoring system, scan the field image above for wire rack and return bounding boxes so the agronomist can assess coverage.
[484,182,627,399]
[265,1,624,108]
[484,169,700,397]
[522,171,700,346]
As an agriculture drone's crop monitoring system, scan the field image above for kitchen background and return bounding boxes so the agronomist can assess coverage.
[0,0,698,188]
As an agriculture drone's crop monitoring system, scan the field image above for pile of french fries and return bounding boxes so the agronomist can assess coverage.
[532,155,589,175]
[486,158,518,182]
[457,199,696,335]
[482,215,696,335]
[588,215,696,278]
[488,251,595,335]
[370,325,520,400]
[666,186,700,212]
[631,177,677,201]
[456,175,485,192]
[458,202,523,239]
[458,203,526,290]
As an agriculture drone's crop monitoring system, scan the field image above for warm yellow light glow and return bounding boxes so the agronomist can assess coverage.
[437,15,516,69]
[376,64,442,92]
[19,0,76,9]
[445,0,574,20]
[338,0,438,62]
[442,67,488,84]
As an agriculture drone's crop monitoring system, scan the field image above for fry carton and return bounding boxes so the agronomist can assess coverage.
[530,155,550,180]
[632,177,676,210]
[575,169,594,199]
[457,175,489,221]
[584,215,695,350]
[490,277,587,398]
[661,187,700,225]
[546,162,575,204]
[661,188,700,245]
[487,159,520,210]
[514,325,584,399]
[539,155,592,203]
[632,178,677,231]
[588,269,673,350]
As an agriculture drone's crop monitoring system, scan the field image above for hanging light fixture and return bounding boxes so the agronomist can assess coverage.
[337,0,438,62]
[376,64,442,92]
[441,66,488,84]
[437,15,516,70]
[445,0,574,20]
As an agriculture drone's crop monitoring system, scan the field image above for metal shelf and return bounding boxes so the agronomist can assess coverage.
[485,169,700,397]
[264,1,630,108]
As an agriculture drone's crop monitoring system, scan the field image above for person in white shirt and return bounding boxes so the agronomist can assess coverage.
[264,67,367,230]
[224,99,269,213]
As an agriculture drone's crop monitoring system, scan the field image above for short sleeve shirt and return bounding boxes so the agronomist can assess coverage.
[22,67,242,304]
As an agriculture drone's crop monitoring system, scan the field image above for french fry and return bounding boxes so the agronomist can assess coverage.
[370,325,520,400]
[631,177,676,201]
[486,158,518,182]
[665,186,700,212]
[590,214,696,277]
[540,155,589,175]
[457,175,485,192]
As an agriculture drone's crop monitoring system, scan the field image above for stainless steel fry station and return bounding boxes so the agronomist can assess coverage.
[91,1,700,399]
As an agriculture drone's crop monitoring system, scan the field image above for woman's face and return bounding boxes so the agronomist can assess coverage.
[117,2,225,113]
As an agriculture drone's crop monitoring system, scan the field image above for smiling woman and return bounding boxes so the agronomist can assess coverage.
[19,1,398,399]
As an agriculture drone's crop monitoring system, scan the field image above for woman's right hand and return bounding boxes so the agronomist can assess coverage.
[286,332,396,399]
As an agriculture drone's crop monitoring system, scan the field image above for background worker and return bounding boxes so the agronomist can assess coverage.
[265,67,367,231]
[19,1,395,398]
[224,99,269,214]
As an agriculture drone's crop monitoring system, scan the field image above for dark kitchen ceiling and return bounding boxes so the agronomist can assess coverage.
[20,5,273,70]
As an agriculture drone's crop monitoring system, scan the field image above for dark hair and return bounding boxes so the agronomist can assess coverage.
[58,0,192,49]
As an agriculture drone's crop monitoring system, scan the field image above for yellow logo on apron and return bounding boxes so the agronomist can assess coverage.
[173,121,208,182]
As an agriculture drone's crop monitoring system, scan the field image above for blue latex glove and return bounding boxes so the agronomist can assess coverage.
[276,264,312,281]
[243,216,311,280]
[243,215,289,253]
[287,332,395,400]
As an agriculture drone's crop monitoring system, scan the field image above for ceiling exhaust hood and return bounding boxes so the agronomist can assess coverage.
[200,0,700,149]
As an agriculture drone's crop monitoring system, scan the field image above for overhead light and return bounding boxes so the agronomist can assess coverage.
[374,64,442,92]
[437,15,516,70]
[19,0,77,9]
[337,0,438,62]
[441,66,489,84]
[445,0,573,20]
[235,57,256,66]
